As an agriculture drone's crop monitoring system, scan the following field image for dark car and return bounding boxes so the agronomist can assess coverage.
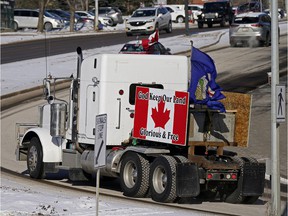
[119,40,171,55]
[197,1,234,28]
[46,9,81,25]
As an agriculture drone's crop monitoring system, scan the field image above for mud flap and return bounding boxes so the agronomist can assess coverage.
[242,162,266,196]
[176,163,200,197]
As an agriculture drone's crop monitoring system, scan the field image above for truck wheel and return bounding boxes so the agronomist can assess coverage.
[150,155,177,203]
[27,137,45,179]
[120,152,150,198]
[174,155,189,163]
[225,156,244,204]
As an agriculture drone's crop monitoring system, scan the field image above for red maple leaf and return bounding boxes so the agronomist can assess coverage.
[151,100,170,129]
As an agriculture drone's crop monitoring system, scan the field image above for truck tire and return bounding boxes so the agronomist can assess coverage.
[225,156,244,204]
[174,155,189,163]
[27,137,45,179]
[120,152,150,198]
[150,155,177,203]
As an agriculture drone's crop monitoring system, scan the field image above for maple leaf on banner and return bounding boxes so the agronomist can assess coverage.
[151,100,170,129]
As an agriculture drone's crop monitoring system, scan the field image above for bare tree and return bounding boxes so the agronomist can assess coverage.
[67,0,76,32]
[37,0,51,32]
[38,0,45,32]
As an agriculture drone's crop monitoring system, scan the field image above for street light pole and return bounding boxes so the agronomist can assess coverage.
[94,0,99,31]
[270,0,280,215]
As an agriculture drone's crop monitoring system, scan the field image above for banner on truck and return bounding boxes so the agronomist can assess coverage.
[133,87,189,146]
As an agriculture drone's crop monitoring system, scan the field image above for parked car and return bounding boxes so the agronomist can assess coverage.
[119,40,171,55]
[236,1,263,14]
[188,4,203,21]
[96,7,123,26]
[125,7,172,36]
[264,8,287,20]
[75,10,112,26]
[13,9,65,31]
[46,9,81,25]
[164,5,185,23]
[229,12,277,47]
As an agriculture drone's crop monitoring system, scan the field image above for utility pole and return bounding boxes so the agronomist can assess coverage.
[94,0,99,31]
[270,0,281,215]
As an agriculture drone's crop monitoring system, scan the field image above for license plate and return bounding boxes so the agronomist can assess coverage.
[241,27,249,32]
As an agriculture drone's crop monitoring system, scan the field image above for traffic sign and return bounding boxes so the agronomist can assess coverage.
[94,114,107,169]
[276,85,286,123]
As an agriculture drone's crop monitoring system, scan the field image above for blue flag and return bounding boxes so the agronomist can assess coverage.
[188,46,226,112]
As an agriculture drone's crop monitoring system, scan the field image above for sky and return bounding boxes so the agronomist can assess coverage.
[0,20,287,215]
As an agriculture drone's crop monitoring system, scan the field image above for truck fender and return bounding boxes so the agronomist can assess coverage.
[21,128,64,163]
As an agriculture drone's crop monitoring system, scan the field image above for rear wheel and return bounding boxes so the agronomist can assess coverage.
[12,21,18,31]
[166,21,172,33]
[27,137,45,179]
[120,152,150,198]
[176,16,184,23]
[150,155,177,203]
[264,33,270,47]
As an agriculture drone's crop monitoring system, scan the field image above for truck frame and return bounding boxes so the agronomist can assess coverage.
[16,48,265,204]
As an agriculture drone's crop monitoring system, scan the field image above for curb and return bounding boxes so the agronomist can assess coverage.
[0,81,70,111]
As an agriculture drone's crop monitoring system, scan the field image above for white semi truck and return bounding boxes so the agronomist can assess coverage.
[16,48,265,204]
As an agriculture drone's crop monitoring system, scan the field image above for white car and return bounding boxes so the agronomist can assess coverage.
[13,9,65,31]
[75,11,113,26]
[125,6,172,36]
[164,5,186,23]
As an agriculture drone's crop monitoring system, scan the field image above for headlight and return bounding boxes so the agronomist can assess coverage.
[201,14,205,18]
[215,13,218,18]
[146,19,155,23]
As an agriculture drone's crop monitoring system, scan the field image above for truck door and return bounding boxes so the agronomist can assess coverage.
[84,85,99,139]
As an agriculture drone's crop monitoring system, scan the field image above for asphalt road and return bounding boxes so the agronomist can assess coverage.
[0,26,226,64]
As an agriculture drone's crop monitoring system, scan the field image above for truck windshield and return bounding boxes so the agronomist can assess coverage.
[204,3,226,12]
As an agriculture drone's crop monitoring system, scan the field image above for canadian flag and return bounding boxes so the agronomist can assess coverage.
[141,30,159,50]
[133,87,189,146]
[148,29,159,44]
